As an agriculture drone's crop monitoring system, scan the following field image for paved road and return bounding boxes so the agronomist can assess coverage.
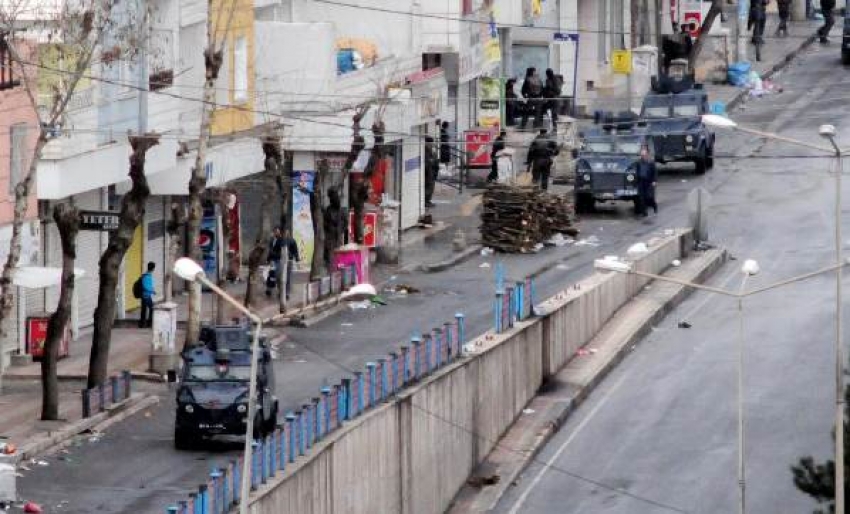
[16,52,822,514]
[495,45,846,514]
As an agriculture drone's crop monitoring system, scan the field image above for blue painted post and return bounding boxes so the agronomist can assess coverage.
[389,352,399,393]
[227,461,237,506]
[97,383,106,413]
[332,384,343,426]
[366,362,377,406]
[189,493,198,514]
[455,313,466,354]
[122,370,132,399]
[411,337,422,379]
[443,322,454,360]
[321,387,331,435]
[198,485,209,514]
[423,334,432,373]
[295,410,305,456]
[285,413,296,463]
[275,431,285,472]
[400,346,410,384]
[506,286,515,328]
[354,371,364,415]
[311,397,320,443]
[231,461,241,506]
[434,327,446,369]
[341,378,352,420]
[495,292,504,333]
[378,358,388,400]
[303,404,313,450]
[209,470,222,513]
[110,375,120,405]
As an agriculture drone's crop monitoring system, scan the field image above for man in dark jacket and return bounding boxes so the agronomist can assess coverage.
[424,136,440,207]
[635,146,657,217]
[267,227,300,299]
[488,131,506,183]
[526,129,558,190]
[520,67,544,129]
[543,69,562,131]
[323,188,347,269]
[776,0,791,37]
[819,0,836,44]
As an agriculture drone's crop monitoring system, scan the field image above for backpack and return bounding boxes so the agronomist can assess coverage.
[526,76,543,97]
[132,275,144,299]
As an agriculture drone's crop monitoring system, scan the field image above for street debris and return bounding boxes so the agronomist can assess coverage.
[384,284,420,295]
[479,263,491,268]
[348,300,373,310]
[672,259,682,267]
[467,474,501,488]
[522,408,536,414]
[480,247,495,257]
[575,235,601,247]
[480,185,579,253]
[341,283,377,301]
[678,321,692,329]
[547,233,573,247]
[627,242,649,258]
[341,323,354,327]
[556,264,570,270]
[23,502,43,513]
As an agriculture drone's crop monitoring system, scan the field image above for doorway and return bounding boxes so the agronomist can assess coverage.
[124,225,143,312]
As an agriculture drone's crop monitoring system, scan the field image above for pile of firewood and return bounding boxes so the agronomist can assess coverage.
[480,185,579,253]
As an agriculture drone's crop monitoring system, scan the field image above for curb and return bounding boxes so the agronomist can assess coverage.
[12,393,159,464]
[450,248,727,512]
[419,245,483,273]
[726,32,817,111]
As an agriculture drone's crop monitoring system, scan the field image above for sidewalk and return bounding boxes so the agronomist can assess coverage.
[703,11,821,108]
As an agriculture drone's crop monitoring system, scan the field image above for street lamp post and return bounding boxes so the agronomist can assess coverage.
[702,114,845,514]
[173,257,263,514]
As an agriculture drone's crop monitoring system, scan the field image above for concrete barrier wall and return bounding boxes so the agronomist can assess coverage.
[247,230,692,514]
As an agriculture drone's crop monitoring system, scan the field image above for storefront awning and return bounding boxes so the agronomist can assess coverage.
[12,266,86,289]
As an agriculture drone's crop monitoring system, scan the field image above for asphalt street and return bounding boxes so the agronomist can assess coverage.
[17,49,840,514]
[494,45,847,514]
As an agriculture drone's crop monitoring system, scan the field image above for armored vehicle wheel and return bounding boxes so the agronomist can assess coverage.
[174,427,194,450]
[575,193,594,214]
[694,155,707,175]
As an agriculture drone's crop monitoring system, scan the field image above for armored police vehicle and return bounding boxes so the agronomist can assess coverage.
[574,118,654,214]
[174,321,278,449]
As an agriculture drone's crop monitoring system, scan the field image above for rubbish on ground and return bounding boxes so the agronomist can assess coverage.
[576,348,590,356]
[547,233,572,247]
[467,474,501,488]
[480,185,579,253]
[727,61,751,87]
[341,283,377,301]
[479,262,491,268]
[480,247,495,257]
[0,442,15,455]
[672,259,682,267]
[341,323,354,327]
[556,264,569,270]
[33,460,48,467]
[369,295,387,306]
[385,284,420,295]
[627,242,649,258]
[575,235,601,247]
[589,348,598,354]
[23,502,43,514]
[522,408,536,414]
[664,229,675,236]
[532,243,544,252]
[678,321,692,329]
[348,300,372,310]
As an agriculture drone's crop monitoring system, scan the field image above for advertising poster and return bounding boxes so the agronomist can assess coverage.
[199,204,219,282]
[465,129,493,167]
[225,193,241,280]
[292,171,315,266]
[478,77,502,128]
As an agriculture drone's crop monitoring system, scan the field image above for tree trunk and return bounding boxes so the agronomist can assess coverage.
[87,135,159,389]
[0,133,47,393]
[164,200,185,303]
[340,107,367,246]
[42,203,79,420]
[310,159,328,281]
[245,135,283,308]
[215,189,233,324]
[639,0,651,45]
[689,1,722,68]
[184,36,224,348]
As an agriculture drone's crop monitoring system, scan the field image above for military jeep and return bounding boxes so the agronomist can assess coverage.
[174,321,278,449]
[574,119,655,214]
[640,89,715,174]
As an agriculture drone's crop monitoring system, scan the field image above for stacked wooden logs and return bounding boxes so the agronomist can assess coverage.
[481,185,579,253]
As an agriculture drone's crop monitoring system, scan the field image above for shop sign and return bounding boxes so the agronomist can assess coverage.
[79,210,120,231]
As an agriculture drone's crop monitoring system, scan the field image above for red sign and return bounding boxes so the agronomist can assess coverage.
[683,11,702,37]
[405,67,443,85]
[27,316,70,360]
[465,129,494,167]
[348,212,378,248]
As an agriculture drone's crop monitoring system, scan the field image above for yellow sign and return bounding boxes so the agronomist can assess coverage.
[611,49,632,74]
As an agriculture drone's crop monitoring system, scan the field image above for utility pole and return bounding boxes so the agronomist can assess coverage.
[655,0,663,76]
[736,0,748,62]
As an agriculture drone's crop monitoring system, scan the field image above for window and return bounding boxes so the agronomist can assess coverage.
[9,124,27,194]
[233,36,248,104]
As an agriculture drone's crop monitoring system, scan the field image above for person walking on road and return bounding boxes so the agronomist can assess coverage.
[776,0,791,37]
[819,0,836,44]
[138,262,156,328]
[520,67,544,130]
[635,146,658,217]
[488,130,506,183]
[526,129,558,191]
[424,136,439,206]
[748,0,768,45]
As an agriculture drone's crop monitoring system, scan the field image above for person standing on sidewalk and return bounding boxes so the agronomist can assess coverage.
[748,0,768,45]
[635,146,658,218]
[488,131,506,183]
[424,136,439,207]
[776,0,791,37]
[439,121,451,173]
[520,67,544,130]
[139,262,156,328]
[543,69,562,132]
[818,0,836,44]
[267,227,300,300]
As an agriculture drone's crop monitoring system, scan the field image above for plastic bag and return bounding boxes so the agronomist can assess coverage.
[727,62,752,87]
